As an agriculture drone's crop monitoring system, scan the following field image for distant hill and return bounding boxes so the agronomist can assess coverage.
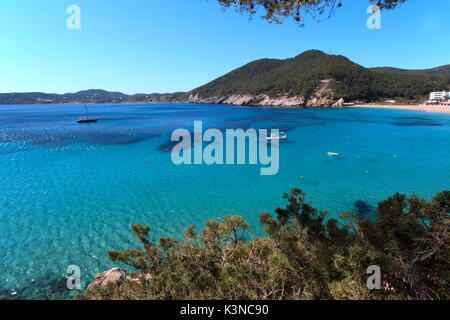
[190,50,450,107]
[65,89,129,100]
[370,65,450,77]
[0,90,187,105]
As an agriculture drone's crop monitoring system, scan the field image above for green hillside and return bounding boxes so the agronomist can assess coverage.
[192,50,450,102]
[371,65,450,77]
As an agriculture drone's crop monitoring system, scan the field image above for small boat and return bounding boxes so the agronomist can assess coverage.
[267,132,287,141]
[77,118,98,123]
[327,152,339,156]
[77,104,98,123]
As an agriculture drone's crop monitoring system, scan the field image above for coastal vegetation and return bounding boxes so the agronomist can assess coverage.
[191,50,450,104]
[77,188,449,300]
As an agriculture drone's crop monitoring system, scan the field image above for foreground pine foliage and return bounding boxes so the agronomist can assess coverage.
[77,189,449,300]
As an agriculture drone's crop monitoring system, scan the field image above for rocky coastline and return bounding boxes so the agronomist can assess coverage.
[188,93,345,108]
[188,79,346,108]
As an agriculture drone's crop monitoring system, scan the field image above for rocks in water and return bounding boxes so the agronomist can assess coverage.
[87,268,127,290]
[157,139,181,153]
[0,288,17,300]
[354,200,375,220]
[83,268,154,296]
[0,273,85,300]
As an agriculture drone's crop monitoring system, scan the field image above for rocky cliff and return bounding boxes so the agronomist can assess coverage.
[188,93,345,108]
[188,79,345,108]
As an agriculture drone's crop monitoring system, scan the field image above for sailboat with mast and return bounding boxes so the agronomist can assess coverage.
[77,104,98,123]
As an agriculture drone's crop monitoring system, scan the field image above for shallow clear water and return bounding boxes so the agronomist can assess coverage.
[0,103,449,299]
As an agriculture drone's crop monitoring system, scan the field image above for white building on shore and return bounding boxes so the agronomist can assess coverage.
[429,91,450,101]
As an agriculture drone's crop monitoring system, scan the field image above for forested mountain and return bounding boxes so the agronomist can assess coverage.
[190,50,449,106]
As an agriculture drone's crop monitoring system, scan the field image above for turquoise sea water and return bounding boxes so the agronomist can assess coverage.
[0,103,449,299]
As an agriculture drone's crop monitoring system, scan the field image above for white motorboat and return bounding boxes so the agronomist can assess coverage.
[267,132,287,141]
[327,152,339,156]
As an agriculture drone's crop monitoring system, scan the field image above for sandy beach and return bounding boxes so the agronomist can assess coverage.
[350,104,450,114]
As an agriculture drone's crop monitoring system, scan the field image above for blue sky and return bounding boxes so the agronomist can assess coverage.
[0,0,449,94]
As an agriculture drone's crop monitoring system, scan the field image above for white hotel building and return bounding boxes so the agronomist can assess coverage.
[429,91,450,101]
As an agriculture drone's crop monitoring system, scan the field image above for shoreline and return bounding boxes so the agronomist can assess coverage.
[2,101,450,114]
[349,104,450,114]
